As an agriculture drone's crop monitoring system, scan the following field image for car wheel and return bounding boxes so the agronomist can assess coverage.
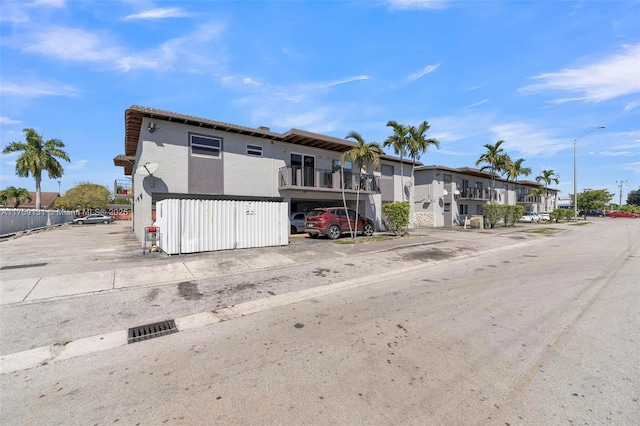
[77,220,84,225]
[362,223,374,237]
[309,233,319,239]
[327,224,341,240]
[291,225,297,234]
[103,220,110,224]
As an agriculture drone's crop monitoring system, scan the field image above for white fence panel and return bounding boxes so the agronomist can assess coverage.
[156,199,289,255]
[0,209,75,236]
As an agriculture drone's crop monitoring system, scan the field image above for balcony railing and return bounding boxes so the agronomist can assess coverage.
[114,179,133,198]
[278,166,380,193]
[459,187,492,200]
[517,195,542,203]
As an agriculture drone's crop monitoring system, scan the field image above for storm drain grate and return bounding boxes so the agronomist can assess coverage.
[128,319,178,344]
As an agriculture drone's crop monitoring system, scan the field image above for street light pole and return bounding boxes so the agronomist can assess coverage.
[573,126,605,219]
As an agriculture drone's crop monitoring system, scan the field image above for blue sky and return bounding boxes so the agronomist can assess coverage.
[1,0,639,202]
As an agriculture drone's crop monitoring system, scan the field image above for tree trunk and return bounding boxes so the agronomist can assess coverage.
[35,174,42,210]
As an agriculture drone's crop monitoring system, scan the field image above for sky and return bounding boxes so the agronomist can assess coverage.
[1,0,639,203]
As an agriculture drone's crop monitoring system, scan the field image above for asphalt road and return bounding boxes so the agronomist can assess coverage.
[1,219,638,425]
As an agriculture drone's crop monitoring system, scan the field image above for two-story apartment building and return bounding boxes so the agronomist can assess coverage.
[413,165,557,227]
[114,106,414,244]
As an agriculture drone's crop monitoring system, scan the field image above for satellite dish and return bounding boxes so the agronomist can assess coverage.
[442,189,449,196]
[454,189,460,195]
[136,162,159,176]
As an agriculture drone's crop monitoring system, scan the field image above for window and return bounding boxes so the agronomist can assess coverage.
[443,174,452,183]
[191,134,221,157]
[381,164,394,177]
[332,160,352,172]
[444,203,451,213]
[476,204,483,215]
[475,181,483,190]
[459,204,469,215]
[246,144,263,157]
[462,179,469,189]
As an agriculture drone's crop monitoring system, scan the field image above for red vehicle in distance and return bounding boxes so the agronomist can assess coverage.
[606,211,639,218]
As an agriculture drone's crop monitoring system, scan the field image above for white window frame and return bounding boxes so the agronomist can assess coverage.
[190,134,221,158]
[246,144,263,157]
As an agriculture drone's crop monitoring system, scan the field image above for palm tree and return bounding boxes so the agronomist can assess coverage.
[0,186,32,208]
[407,121,440,227]
[503,157,531,204]
[475,140,507,203]
[343,131,383,238]
[383,121,410,200]
[536,169,559,211]
[2,128,70,209]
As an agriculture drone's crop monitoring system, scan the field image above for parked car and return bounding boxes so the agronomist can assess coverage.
[605,211,639,218]
[579,209,605,218]
[289,212,306,234]
[73,214,115,224]
[518,212,538,223]
[538,212,551,221]
[305,207,375,239]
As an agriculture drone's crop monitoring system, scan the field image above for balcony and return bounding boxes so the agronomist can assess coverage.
[517,195,542,203]
[114,179,133,198]
[459,187,492,200]
[278,166,380,193]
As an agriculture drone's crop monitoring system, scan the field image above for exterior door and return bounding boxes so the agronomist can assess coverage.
[291,154,315,187]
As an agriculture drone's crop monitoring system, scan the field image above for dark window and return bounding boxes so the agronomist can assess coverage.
[246,144,263,157]
[381,164,394,177]
[444,203,451,213]
[191,135,221,157]
[443,174,452,183]
[459,204,469,214]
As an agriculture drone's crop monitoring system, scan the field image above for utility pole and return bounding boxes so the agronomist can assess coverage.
[616,180,627,208]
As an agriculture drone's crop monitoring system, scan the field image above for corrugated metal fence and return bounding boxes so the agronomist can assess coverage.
[155,199,289,255]
[0,209,75,237]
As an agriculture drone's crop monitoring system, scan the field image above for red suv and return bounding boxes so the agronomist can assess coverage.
[305,207,375,239]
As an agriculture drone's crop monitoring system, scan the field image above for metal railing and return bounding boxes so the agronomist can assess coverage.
[459,187,491,200]
[279,166,380,192]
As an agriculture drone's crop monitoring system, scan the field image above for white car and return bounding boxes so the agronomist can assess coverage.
[518,212,538,223]
[538,212,551,221]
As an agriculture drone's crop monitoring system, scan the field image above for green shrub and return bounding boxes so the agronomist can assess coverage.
[507,205,524,226]
[483,204,504,228]
[551,208,565,223]
[382,202,410,236]
[563,209,576,221]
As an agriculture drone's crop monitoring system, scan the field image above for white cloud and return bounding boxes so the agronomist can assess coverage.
[123,8,190,21]
[242,77,261,86]
[464,99,489,108]
[589,150,635,157]
[8,22,226,73]
[388,0,450,10]
[16,26,123,63]
[406,63,440,83]
[0,1,30,23]
[29,0,66,7]
[519,43,640,103]
[0,79,79,98]
[0,117,22,125]
[68,159,88,171]
[490,123,566,157]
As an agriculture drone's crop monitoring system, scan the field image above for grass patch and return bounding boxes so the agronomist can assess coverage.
[519,227,564,235]
[334,235,398,244]
[569,222,590,227]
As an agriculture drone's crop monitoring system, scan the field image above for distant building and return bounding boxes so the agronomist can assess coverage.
[7,192,60,209]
